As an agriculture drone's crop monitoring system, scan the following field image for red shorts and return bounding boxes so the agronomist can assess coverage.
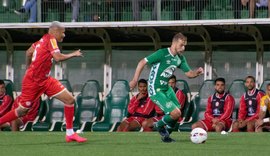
[12,96,40,125]
[200,119,232,131]
[125,116,146,125]
[20,74,65,108]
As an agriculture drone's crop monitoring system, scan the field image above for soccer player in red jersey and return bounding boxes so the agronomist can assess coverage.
[232,76,264,132]
[0,80,13,130]
[0,21,86,143]
[142,75,186,132]
[117,79,156,132]
[192,78,235,132]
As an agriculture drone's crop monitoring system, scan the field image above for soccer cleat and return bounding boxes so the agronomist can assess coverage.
[66,133,87,143]
[154,122,169,138]
[161,136,176,143]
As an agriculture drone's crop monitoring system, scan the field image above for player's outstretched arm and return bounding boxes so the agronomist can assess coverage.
[185,67,204,78]
[129,59,147,90]
[52,49,83,62]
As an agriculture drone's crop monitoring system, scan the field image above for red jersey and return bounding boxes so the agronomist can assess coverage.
[27,34,60,83]
[238,89,264,121]
[175,90,186,110]
[0,94,13,117]
[204,92,235,122]
[128,93,156,118]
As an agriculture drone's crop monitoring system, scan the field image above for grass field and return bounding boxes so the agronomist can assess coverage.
[0,132,269,156]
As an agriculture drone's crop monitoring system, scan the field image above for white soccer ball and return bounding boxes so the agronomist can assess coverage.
[221,130,228,135]
[190,128,207,144]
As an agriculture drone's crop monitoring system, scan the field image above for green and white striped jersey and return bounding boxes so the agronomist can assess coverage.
[145,48,191,96]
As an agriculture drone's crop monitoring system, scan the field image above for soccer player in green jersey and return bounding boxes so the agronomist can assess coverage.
[129,32,204,143]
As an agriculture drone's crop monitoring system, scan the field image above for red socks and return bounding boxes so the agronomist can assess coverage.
[64,105,74,129]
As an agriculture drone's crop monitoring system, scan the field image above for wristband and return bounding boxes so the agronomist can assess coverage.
[263,118,270,123]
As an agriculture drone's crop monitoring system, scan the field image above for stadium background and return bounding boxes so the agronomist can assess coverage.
[1,1,270,155]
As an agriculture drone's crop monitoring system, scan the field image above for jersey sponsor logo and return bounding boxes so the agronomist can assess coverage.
[160,66,175,78]
[26,101,31,107]
[213,108,220,116]
[166,60,171,64]
[248,107,255,116]
[149,85,154,96]
[215,101,219,106]
[148,63,160,96]
[160,80,167,85]
[50,39,58,49]
[248,100,252,105]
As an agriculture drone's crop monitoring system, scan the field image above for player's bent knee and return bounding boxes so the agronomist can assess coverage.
[141,121,148,128]
[171,109,181,120]
[65,97,75,105]
[247,121,255,126]
[215,125,223,132]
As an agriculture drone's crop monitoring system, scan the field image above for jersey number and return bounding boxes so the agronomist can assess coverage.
[32,44,40,62]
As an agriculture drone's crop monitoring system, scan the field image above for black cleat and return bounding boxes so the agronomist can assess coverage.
[154,123,169,138]
[161,136,176,143]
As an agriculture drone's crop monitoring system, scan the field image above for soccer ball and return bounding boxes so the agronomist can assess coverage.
[190,128,207,144]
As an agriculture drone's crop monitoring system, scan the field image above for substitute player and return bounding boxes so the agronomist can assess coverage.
[192,78,235,132]
[232,76,264,132]
[0,80,13,130]
[130,33,203,143]
[0,21,86,143]
[117,79,156,132]
[255,83,270,132]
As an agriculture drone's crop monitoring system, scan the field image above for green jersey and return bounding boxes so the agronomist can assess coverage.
[145,48,191,96]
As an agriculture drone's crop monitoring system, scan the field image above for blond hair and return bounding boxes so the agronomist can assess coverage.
[172,33,187,42]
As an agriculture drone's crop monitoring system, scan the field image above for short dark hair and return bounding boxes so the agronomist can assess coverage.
[245,75,255,82]
[172,33,187,42]
[138,79,147,85]
[215,77,225,84]
[0,80,4,85]
[169,75,176,81]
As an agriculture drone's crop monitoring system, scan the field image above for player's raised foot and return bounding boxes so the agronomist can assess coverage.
[66,133,87,143]
[154,122,169,138]
[161,136,176,143]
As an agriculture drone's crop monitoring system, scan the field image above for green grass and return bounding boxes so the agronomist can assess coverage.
[0,132,269,156]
